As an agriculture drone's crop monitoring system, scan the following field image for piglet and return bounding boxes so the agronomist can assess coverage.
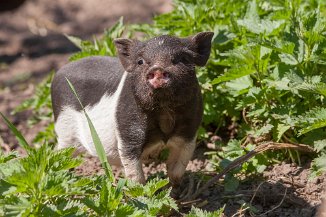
[51,32,214,185]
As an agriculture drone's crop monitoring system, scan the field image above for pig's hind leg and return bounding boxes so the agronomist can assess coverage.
[54,109,86,156]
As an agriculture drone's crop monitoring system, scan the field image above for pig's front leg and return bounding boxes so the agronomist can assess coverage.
[166,137,196,186]
[115,90,147,184]
[117,140,145,184]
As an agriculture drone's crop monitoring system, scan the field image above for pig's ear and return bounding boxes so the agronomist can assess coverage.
[114,38,136,71]
[189,32,214,66]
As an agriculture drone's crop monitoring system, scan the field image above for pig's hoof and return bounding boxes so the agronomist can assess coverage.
[178,175,195,202]
[177,173,203,202]
[167,173,193,201]
[127,173,146,184]
[168,176,187,199]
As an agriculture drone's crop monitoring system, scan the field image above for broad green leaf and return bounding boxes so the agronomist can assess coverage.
[212,67,256,84]
[0,159,22,179]
[1,196,31,217]
[125,182,145,197]
[145,178,169,197]
[186,206,224,217]
[237,1,285,35]
[0,152,18,164]
[253,124,274,137]
[276,124,291,142]
[225,75,253,96]
[296,107,326,135]
[314,139,326,153]
[99,179,109,211]
[315,154,326,168]
[222,139,244,158]
[279,53,298,65]
[224,174,239,192]
[115,204,137,217]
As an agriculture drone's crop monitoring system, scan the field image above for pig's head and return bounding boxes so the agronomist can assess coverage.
[114,32,214,110]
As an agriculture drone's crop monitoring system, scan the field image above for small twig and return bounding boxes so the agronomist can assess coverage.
[242,108,249,125]
[250,181,266,205]
[195,179,202,192]
[279,177,305,188]
[231,206,250,217]
[196,200,208,208]
[179,198,202,206]
[190,141,314,200]
[242,134,255,147]
[259,187,288,216]
[222,194,247,199]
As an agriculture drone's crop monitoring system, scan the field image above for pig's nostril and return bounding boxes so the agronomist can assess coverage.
[163,72,169,78]
[147,72,155,80]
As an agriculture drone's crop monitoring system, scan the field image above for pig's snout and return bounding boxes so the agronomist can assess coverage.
[146,67,170,89]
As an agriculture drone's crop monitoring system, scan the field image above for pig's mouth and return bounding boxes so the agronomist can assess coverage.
[146,69,170,89]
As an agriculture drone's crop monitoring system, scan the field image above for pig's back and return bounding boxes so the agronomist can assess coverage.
[52,56,128,159]
[51,56,124,120]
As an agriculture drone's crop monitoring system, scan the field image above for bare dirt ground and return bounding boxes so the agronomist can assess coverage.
[0,0,325,216]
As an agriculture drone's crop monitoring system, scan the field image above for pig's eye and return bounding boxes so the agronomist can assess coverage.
[137,59,144,65]
[172,57,179,65]
[181,56,191,64]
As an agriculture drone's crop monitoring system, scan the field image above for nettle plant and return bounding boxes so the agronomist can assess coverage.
[15,0,326,193]
[137,0,326,184]
[1,103,180,216]
[2,75,181,216]
[1,83,223,216]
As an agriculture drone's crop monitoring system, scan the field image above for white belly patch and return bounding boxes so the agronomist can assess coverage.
[55,71,128,165]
